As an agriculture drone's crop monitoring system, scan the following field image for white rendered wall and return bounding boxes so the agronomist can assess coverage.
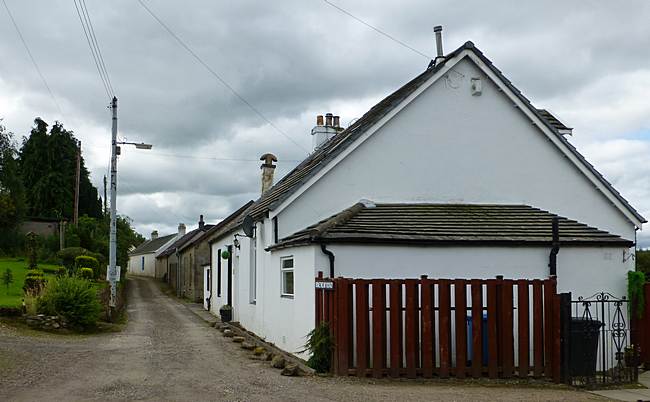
[127,253,156,277]
[317,244,632,299]
[254,243,630,360]
[273,57,637,244]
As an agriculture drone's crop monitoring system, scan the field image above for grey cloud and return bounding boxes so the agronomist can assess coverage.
[1,0,649,241]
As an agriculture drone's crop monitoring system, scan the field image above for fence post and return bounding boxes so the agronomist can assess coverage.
[559,292,571,385]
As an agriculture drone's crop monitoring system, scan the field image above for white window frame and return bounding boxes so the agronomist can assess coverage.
[280,256,294,298]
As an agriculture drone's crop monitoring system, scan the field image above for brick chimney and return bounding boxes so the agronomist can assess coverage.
[311,113,343,150]
[198,215,205,230]
[178,223,186,236]
[260,153,277,194]
[151,230,158,240]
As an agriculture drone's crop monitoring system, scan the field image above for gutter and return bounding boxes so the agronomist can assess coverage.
[320,243,335,278]
[548,217,560,277]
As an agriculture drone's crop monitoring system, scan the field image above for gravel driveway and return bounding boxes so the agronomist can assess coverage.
[0,276,605,401]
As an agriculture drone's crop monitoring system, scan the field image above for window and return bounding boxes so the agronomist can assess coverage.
[280,257,294,297]
[141,256,145,271]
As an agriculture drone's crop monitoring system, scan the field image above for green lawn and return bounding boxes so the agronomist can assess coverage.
[0,258,60,307]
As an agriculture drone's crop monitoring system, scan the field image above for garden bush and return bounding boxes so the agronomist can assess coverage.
[78,268,94,280]
[37,276,102,330]
[57,247,89,273]
[75,255,99,278]
[303,322,334,373]
[56,266,67,277]
[23,269,46,293]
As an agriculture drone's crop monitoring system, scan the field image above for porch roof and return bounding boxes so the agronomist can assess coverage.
[267,202,634,250]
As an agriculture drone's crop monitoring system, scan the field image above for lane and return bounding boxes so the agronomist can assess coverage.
[0,277,605,401]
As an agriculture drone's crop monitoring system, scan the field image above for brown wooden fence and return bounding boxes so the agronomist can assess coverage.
[315,273,562,382]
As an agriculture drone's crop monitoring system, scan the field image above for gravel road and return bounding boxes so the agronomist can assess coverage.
[0,276,605,401]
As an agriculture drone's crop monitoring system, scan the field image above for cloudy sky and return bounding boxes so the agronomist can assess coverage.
[1,1,649,246]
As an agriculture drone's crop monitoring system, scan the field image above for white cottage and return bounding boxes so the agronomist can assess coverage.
[127,230,178,277]
[207,40,644,358]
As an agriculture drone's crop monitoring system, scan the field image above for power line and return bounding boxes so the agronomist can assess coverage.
[135,0,309,154]
[72,0,113,99]
[2,0,64,116]
[79,0,114,95]
[321,0,432,60]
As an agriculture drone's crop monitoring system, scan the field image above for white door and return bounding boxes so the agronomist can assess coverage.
[203,266,211,310]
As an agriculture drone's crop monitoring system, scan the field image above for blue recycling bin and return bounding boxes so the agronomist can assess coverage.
[466,313,488,366]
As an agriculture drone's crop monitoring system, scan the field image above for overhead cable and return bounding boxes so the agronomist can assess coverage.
[136,0,309,154]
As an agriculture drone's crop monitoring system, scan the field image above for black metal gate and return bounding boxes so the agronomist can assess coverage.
[569,292,638,386]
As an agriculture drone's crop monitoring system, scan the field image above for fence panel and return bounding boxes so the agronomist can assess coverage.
[317,275,560,381]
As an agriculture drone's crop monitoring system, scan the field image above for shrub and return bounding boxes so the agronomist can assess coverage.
[23,269,46,293]
[75,255,99,278]
[78,268,94,280]
[56,266,67,277]
[57,247,88,271]
[2,268,13,292]
[303,322,334,373]
[37,276,102,330]
[23,289,39,315]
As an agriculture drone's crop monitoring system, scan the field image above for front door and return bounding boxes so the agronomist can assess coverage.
[203,266,211,310]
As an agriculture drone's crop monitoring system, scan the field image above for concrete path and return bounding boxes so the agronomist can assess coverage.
[0,276,606,401]
[589,371,650,401]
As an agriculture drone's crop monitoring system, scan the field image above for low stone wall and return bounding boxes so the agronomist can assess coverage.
[98,280,128,321]
[25,314,68,330]
[0,307,22,317]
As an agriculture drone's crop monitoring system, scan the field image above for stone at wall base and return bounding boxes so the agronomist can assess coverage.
[271,355,286,369]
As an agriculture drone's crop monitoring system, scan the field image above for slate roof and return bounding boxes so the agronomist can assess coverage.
[246,41,645,225]
[157,225,214,258]
[536,109,572,133]
[192,200,255,246]
[129,234,175,256]
[268,202,634,250]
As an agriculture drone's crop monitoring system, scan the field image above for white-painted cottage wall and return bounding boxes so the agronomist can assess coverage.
[255,243,631,359]
[204,56,640,361]
[127,253,156,277]
[273,57,636,243]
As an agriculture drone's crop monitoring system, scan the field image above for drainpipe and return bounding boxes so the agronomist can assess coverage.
[548,217,560,277]
[320,243,335,278]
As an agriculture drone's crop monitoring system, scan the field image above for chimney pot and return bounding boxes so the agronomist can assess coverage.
[316,115,324,126]
[434,25,444,62]
[325,113,333,127]
[333,115,340,128]
[151,230,158,240]
[178,223,186,236]
[198,215,205,229]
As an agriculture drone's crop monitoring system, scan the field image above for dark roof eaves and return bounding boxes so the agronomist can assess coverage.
[268,237,633,251]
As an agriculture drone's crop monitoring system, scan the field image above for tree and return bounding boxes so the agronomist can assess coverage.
[19,118,102,220]
[0,123,26,230]
[2,268,13,292]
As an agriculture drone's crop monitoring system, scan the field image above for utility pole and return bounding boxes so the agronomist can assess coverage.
[108,96,119,315]
[73,140,81,226]
[107,97,152,319]
[103,175,107,215]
